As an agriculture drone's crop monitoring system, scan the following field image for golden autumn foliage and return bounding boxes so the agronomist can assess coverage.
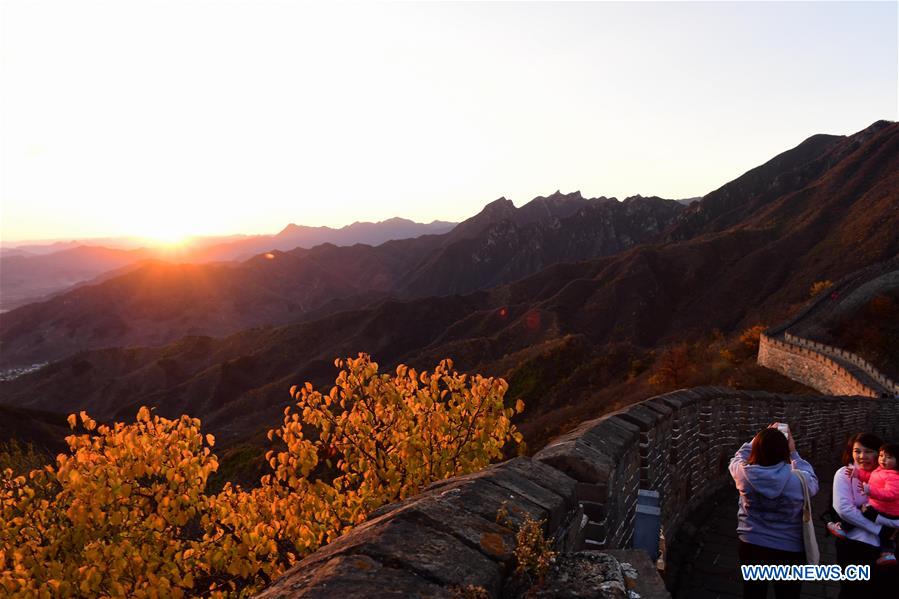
[0,354,522,598]
[739,325,766,352]
[495,502,556,585]
[809,279,834,298]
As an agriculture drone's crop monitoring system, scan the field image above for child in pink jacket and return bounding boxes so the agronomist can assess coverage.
[862,443,899,566]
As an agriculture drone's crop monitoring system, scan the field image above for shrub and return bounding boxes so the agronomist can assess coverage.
[809,280,834,298]
[648,343,693,390]
[0,440,50,477]
[0,355,522,597]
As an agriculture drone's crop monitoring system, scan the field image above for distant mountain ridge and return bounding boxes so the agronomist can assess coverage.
[1,120,897,451]
[192,217,456,263]
[0,217,456,311]
[0,246,156,311]
[0,193,686,366]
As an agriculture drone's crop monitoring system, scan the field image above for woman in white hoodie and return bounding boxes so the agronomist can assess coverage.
[831,432,899,598]
[730,423,818,599]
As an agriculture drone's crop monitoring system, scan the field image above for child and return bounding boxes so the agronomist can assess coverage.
[862,443,899,566]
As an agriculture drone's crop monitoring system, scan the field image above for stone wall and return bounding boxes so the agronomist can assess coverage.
[758,333,883,397]
[783,332,898,395]
[537,387,898,552]
[255,456,591,598]
[759,256,899,398]
[254,387,898,597]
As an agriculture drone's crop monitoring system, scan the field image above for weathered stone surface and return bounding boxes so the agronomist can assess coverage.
[578,417,640,459]
[529,551,626,598]
[758,334,884,397]
[372,494,517,566]
[641,399,673,418]
[430,476,550,531]
[655,388,703,410]
[616,404,663,431]
[534,439,613,484]
[255,554,454,598]
[475,467,570,532]
[500,457,578,511]
[276,516,504,595]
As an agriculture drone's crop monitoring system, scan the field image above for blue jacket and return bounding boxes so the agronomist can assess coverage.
[729,441,818,552]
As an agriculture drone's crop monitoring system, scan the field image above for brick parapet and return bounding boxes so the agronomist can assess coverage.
[758,333,888,397]
[782,332,898,394]
[534,387,898,554]
[255,389,897,597]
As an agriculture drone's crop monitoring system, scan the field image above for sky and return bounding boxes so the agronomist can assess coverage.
[1,1,897,244]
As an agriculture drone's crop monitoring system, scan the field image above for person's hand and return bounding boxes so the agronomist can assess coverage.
[769,422,796,452]
[862,504,878,522]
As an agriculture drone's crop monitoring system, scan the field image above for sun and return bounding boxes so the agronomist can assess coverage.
[132,225,194,249]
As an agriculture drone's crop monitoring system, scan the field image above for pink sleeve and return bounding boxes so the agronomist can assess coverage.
[868,470,899,502]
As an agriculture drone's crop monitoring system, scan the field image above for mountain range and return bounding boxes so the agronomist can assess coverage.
[0,218,455,312]
[1,120,897,458]
[0,193,685,367]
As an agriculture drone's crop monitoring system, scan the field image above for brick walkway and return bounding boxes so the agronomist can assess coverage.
[671,463,842,599]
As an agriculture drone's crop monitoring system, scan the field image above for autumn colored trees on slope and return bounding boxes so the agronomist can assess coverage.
[1,355,523,598]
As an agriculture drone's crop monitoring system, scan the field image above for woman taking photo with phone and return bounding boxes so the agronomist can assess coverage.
[730,423,818,599]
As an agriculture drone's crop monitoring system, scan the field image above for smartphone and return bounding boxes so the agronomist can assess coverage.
[776,423,790,438]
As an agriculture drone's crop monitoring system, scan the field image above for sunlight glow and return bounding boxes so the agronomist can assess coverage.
[1,1,896,243]
[132,231,193,250]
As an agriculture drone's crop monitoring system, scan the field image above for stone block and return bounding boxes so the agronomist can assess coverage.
[254,554,455,598]
[576,417,640,461]
[367,493,518,566]
[495,456,578,511]
[429,476,550,532]
[272,516,503,595]
[534,438,614,484]
[471,465,571,532]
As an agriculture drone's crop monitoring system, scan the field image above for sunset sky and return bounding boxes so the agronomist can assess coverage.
[2,1,896,244]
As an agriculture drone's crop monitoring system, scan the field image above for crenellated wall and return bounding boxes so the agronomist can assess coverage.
[538,387,898,552]
[782,332,898,395]
[758,333,885,397]
[757,256,899,398]
[255,387,899,597]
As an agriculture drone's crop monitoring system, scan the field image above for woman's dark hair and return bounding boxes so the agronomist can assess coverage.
[841,432,884,466]
[749,428,791,466]
[880,443,899,467]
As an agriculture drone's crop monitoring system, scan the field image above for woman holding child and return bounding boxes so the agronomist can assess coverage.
[829,433,899,598]
[730,423,818,599]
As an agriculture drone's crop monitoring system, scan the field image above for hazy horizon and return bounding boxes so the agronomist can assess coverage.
[0,214,461,247]
[2,1,897,244]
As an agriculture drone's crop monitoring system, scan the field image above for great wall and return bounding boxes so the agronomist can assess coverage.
[256,262,898,598]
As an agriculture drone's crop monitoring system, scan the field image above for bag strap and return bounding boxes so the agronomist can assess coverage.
[793,470,812,522]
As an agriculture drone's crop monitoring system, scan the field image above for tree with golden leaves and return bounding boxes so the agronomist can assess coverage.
[0,354,523,597]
